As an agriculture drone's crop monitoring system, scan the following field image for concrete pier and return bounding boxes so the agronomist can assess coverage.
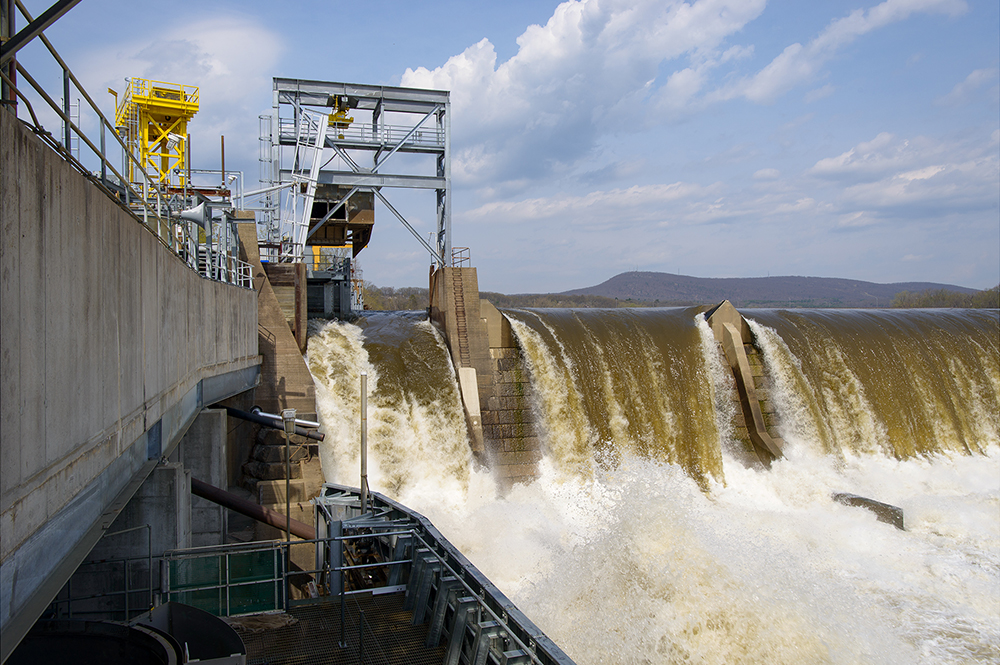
[430,266,542,486]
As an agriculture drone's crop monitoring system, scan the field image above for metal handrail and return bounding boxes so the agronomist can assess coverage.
[12,0,168,233]
[277,118,445,148]
[4,0,253,290]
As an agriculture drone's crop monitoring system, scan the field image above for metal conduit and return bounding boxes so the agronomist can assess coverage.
[217,405,325,441]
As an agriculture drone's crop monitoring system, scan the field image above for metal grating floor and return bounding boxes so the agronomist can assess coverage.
[234,592,447,665]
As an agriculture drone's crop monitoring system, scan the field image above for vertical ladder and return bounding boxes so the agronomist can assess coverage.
[453,270,471,367]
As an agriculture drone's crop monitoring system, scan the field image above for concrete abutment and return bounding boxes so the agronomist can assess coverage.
[430,267,542,487]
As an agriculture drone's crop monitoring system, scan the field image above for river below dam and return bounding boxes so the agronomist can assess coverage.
[306,307,999,664]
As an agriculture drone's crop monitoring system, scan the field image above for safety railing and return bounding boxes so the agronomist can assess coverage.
[452,247,471,267]
[1,0,252,290]
[147,483,575,664]
[278,117,445,149]
[46,525,155,622]
[161,540,286,617]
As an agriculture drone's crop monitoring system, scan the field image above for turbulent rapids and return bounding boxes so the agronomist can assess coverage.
[306,307,1000,664]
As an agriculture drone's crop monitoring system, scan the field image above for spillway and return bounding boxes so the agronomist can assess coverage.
[307,307,1000,664]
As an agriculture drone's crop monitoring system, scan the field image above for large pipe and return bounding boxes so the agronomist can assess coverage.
[218,405,325,441]
[190,477,316,540]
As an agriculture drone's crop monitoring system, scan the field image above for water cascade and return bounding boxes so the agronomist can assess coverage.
[307,307,1000,664]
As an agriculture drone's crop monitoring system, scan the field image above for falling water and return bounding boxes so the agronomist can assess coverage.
[307,308,1000,664]
[745,308,1000,459]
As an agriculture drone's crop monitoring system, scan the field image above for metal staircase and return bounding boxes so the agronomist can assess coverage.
[280,111,329,261]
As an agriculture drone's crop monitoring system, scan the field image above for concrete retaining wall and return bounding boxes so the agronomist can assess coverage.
[0,110,259,656]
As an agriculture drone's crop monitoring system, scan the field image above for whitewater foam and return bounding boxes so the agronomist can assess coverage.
[308,311,1000,664]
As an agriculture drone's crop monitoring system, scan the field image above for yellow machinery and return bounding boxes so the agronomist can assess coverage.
[114,78,199,186]
[327,94,353,139]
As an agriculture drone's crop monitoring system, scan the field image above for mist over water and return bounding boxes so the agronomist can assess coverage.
[307,309,1000,664]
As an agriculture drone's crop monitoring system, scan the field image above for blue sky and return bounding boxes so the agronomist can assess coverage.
[20,0,1000,292]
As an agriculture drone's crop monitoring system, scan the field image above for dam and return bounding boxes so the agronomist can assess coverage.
[3,7,999,665]
[309,306,999,664]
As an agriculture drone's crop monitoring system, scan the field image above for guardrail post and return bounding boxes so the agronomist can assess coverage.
[339,537,347,648]
[62,67,70,150]
[100,120,106,186]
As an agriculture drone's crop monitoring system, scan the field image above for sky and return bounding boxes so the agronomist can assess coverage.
[15,0,1000,293]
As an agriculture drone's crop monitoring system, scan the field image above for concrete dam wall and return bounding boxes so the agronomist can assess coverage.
[0,109,260,654]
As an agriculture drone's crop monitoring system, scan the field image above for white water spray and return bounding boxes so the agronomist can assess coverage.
[307,311,1000,664]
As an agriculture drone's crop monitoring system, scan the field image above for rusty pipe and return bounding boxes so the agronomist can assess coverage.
[190,477,316,540]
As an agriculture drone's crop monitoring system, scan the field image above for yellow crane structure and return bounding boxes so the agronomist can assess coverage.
[113,78,199,187]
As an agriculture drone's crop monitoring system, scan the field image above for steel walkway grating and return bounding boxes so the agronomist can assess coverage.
[234,592,446,665]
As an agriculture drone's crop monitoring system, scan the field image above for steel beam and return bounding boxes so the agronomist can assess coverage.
[373,104,442,172]
[274,77,449,112]
[375,189,445,264]
[0,0,81,66]
[279,169,446,190]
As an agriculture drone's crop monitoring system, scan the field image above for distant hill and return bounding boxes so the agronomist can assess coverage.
[561,272,978,308]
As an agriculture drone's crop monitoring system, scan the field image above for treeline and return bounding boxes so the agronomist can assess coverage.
[361,282,1000,311]
[892,285,999,309]
[360,284,664,311]
[361,284,429,311]
[479,291,654,308]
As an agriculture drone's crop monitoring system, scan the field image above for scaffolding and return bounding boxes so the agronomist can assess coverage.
[114,77,199,186]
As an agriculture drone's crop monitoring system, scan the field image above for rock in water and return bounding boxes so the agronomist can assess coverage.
[832,493,905,530]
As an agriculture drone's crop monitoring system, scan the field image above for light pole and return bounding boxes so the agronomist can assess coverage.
[360,373,368,514]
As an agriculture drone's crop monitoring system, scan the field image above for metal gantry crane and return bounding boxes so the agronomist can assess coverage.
[260,78,451,269]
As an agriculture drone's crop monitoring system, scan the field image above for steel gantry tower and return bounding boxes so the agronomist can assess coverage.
[260,78,451,267]
[114,77,199,187]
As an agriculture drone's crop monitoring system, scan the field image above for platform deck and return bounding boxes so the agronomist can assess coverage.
[235,592,446,665]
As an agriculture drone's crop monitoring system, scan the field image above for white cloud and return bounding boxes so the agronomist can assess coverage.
[774,197,816,213]
[809,132,915,179]
[715,0,967,104]
[804,84,835,103]
[465,181,719,226]
[75,16,283,167]
[836,211,877,228]
[402,0,766,187]
[753,168,781,180]
[810,131,999,219]
[936,67,1000,106]
[841,157,997,210]
[399,0,972,196]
